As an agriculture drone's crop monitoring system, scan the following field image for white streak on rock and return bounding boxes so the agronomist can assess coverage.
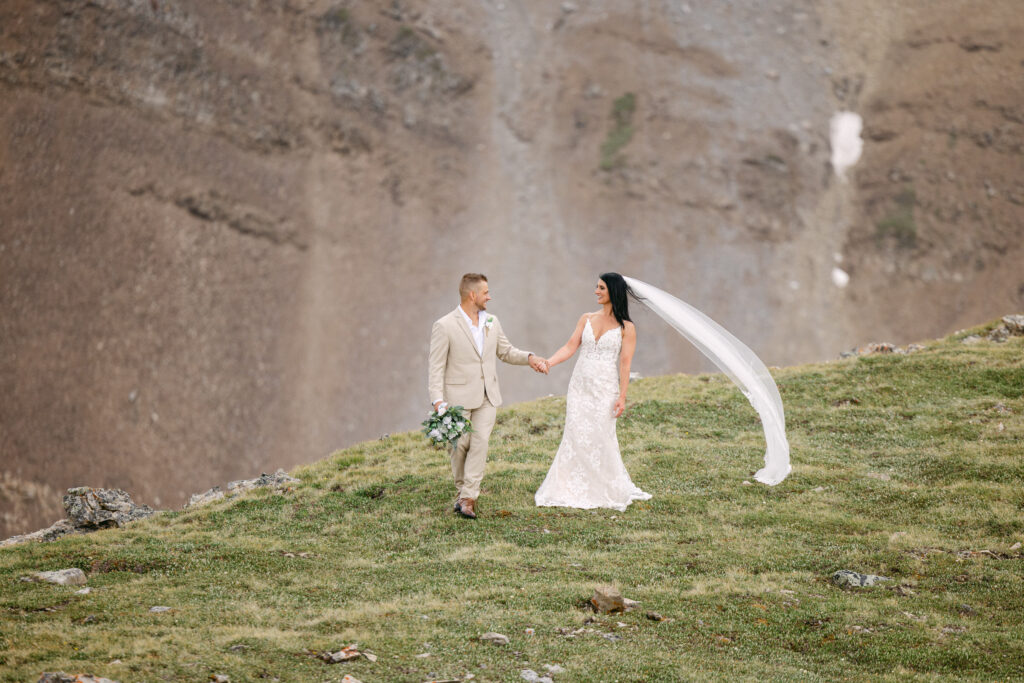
[831,267,850,288]
[830,111,863,180]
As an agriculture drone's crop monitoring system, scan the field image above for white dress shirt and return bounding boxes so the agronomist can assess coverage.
[459,306,486,356]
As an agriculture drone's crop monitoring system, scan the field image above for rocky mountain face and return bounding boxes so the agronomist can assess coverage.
[2,0,1021,536]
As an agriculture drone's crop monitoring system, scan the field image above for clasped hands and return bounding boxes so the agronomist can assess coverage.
[529,354,550,375]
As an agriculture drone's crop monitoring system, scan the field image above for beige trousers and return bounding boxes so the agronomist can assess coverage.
[451,397,497,500]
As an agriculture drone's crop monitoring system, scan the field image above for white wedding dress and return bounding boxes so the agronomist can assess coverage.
[535,318,651,511]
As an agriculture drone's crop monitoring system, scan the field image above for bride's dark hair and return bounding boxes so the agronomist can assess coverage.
[599,272,634,328]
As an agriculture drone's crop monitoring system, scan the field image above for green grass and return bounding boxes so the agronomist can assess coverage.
[2,321,1023,681]
[876,186,918,248]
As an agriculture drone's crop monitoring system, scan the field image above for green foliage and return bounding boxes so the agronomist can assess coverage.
[600,93,637,170]
[390,24,436,61]
[316,6,359,48]
[1,323,1022,681]
[876,186,917,248]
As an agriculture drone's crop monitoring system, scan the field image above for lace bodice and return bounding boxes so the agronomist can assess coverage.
[580,318,622,363]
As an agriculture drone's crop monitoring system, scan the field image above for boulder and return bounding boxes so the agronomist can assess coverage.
[63,488,155,530]
[590,586,625,613]
[2,488,153,547]
[1002,314,1024,335]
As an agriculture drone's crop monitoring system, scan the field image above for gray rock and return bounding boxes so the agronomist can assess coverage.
[38,674,118,683]
[319,647,360,663]
[544,664,567,674]
[987,325,1009,343]
[149,606,172,613]
[1002,314,1024,335]
[1,519,76,548]
[2,488,155,548]
[521,670,554,683]
[864,342,896,354]
[186,486,225,508]
[27,569,88,586]
[831,570,891,587]
[187,469,300,509]
[480,632,510,646]
[64,488,155,530]
[227,469,299,492]
[960,334,983,345]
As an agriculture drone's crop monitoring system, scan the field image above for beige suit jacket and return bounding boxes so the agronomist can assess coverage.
[428,308,532,410]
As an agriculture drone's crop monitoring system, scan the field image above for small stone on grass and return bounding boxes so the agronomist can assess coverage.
[28,569,88,586]
[831,570,890,588]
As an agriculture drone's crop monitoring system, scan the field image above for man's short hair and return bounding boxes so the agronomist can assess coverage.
[459,273,488,299]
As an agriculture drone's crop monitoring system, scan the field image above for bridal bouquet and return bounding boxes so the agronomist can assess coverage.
[422,403,472,447]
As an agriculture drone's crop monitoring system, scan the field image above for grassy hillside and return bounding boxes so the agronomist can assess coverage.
[1,321,1022,682]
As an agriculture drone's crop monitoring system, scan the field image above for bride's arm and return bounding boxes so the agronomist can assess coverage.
[613,322,637,417]
[545,314,588,369]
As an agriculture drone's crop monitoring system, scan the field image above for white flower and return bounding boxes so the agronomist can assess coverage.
[443,416,452,425]
[437,404,447,416]
[429,429,441,440]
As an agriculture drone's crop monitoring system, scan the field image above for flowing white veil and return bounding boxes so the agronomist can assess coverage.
[623,277,791,485]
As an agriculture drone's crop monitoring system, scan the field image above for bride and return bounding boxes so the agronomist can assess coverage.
[535,272,652,511]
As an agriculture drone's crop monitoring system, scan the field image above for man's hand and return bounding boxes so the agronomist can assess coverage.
[528,354,549,374]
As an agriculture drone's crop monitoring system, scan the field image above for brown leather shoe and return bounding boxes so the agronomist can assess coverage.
[453,498,463,513]
[458,498,477,519]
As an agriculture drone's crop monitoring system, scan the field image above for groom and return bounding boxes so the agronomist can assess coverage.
[429,273,548,519]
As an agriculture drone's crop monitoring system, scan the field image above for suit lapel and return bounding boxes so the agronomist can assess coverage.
[453,308,482,358]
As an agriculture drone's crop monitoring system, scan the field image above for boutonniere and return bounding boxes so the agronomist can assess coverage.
[484,316,495,333]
